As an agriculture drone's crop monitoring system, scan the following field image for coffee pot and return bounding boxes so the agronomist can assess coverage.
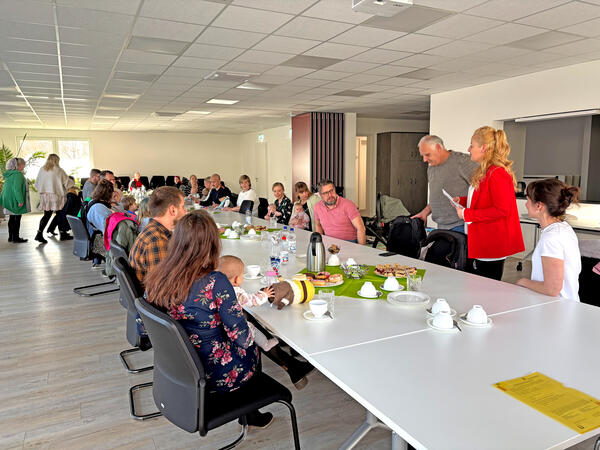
[306,232,326,273]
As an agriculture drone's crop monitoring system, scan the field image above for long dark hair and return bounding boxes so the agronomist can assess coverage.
[526,179,580,219]
[145,210,221,308]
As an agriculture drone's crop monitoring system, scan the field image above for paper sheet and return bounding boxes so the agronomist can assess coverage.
[495,372,600,434]
[442,188,463,209]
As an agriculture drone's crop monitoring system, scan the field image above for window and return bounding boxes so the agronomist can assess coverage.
[17,138,91,180]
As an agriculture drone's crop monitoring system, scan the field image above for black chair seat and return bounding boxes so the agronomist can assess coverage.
[239,200,254,215]
[206,373,292,431]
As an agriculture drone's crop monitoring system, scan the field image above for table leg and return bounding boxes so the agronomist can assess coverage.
[392,432,408,450]
[339,411,390,450]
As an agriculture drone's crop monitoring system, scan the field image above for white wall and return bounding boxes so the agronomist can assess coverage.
[0,128,242,189]
[356,117,430,216]
[239,123,292,201]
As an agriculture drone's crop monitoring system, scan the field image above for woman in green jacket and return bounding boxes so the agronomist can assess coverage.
[1,158,29,243]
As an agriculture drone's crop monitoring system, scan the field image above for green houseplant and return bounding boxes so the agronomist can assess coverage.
[0,141,46,197]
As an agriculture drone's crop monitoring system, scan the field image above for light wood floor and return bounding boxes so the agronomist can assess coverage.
[0,214,596,450]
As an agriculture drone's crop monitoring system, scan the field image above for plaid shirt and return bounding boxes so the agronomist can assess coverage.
[129,218,171,285]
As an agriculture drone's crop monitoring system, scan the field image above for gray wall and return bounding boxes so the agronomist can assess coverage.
[523,117,586,176]
[504,120,526,181]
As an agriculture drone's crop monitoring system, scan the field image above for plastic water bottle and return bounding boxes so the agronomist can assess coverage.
[245,209,252,225]
[288,227,296,254]
[281,226,289,251]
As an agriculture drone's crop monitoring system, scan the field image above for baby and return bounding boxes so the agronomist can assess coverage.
[219,255,278,351]
[121,195,138,217]
[288,203,310,230]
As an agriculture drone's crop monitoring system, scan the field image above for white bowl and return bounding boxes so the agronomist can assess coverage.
[309,299,328,318]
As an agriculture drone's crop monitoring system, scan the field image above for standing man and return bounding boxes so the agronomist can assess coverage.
[314,180,366,245]
[411,135,478,232]
[129,186,186,285]
[82,169,100,200]
[200,173,231,207]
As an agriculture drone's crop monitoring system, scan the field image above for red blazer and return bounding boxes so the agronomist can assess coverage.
[459,166,524,259]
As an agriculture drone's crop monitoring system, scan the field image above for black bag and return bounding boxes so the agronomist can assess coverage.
[386,216,426,258]
[421,229,468,271]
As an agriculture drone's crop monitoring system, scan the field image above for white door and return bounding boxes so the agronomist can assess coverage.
[254,142,268,198]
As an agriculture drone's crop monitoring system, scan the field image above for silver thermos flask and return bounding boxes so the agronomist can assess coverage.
[306,232,326,272]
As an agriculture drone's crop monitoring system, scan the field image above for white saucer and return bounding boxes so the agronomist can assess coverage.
[297,254,307,258]
[426,318,459,333]
[459,314,493,328]
[426,308,456,317]
[380,284,405,292]
[303,310,332,322]
[357,290,383,299]
[243,273,264,280]
[387,291,430,306]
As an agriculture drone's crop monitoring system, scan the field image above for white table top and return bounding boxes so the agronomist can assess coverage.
[310,300,600,450]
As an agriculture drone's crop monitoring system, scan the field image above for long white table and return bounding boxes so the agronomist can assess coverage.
[212,211,600,449]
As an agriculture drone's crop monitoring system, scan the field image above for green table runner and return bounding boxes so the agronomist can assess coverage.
[220,228,279,239]
[300,265,426,300]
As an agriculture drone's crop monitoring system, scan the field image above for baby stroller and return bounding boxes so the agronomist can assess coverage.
[364,193,412,248]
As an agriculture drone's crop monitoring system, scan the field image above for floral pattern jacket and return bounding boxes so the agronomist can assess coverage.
[275,195,293,225]
[170,271,259,392]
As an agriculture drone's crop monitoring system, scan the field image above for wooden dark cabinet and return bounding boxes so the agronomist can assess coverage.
[376,132,428,215]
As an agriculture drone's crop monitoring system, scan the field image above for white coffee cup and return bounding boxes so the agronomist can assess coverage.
[309,299,328,318]
[466,305,488,324]
[223,228,231,236]
[328,254,340,266]
[432,310,453,329]
[229,231,239,239]
[193,203,201,210]
[246,265,261,278]
[248,228,257,235]
[360,281,377,297]
[346,257,357,266]
[383,277,400,291]
[431,298,451,314]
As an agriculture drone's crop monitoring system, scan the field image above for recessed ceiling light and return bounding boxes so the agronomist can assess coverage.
[56,97,88,102]
[104,93,140,99]
[186,110,211,115]
[206,99,238,105]
[127,36,189,55]
[204,71,258,82]
[236,82,271,91]
[94,115,120,120]
[12,118,40,122]
[17,94,49,99]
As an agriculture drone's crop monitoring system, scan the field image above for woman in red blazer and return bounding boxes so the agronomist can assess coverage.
[453,126,524,280]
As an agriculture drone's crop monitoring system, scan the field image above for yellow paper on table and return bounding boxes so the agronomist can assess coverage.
[494,372,600,434]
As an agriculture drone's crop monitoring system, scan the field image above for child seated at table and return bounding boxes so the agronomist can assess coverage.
[219,255,278,351]
[288,202,310,230]
[121,195,138,217]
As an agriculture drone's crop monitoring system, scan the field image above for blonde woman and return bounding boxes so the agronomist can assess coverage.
[0,157,29,243]
[452,126,524,280]
[34,154,70,243]
[295,181,320,231]
[223,174,258,213]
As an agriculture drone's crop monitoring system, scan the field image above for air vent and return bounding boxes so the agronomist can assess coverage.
[352,0,413,17]
[204,71,258,82]
[151,112,181,118]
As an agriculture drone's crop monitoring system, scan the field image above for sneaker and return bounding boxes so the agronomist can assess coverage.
[13,237,28,243]
[35,232,48,244]
[288,360,315,390]
[240,411,274,429]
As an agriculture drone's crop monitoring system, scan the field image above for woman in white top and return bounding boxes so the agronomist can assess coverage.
[34,153,70,244]
[517,179,581,301]
[224,174,258,213]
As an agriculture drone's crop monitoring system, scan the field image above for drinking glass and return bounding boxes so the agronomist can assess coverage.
[407,273,422,291]
[320,289,335,316]
[269,216,278,229]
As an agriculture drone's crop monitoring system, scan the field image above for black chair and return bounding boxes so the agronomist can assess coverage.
[258,197,269,219]
[229,192,238,206]
[135,297,301,449]
[386,216,426,259]
[110,240,129,308]
[80,177,88,187]
[239,200,254,215]
[150,175,165,189]
[139,176,150,189]
[113,257,161,421]
[165,176,176,186]
[421,229,468,271]
[66,215,119,297]
[119,176,131,189]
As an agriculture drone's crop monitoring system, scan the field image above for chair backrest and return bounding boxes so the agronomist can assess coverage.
[80,177,88,187]
[239,200,254,215]
[139,176,150,189]
[386,216,426,258]
[135,297,205,433]
[150,175,165,189]
[119,176,131,189]
[114,257,146,345]
[110,239,128,263]
[421,229,468,271]
[229,192,238,206]
[258,197,269,218]
[67,215,91,259]
[165,176,175,186]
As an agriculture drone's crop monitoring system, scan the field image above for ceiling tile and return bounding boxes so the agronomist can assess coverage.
[254,36,320,54]
[173,57,226,70]
[560,17,600,37]
[331,26,406,47]
[544,38,600,55]
[140,0,225,24]
[231,0,319,14]
[212,6,293,33]
[516,2,600,29]
[390,53,448,68]
[127,36,189,55]
[57,0,142,15]
[59,28,125,49]
[323,60,379,73]
[504,51,565,66]
[508,31,583,50]
[120,49,178,65]
[304,42,370,59]
[361,6,451,33]
[0,20,55,41]
[340,73,388,84]
[57,6,134,34]
[380,34,451,52]
[262,66,315,78]
[350,48,412,64]
[418,14,504,39]
[468,45,532,62]
[465,0,570,21]
[275,16,352,41]
[402,68,449,80]
[425,40,492,57]
[281,55,342,70]
[133,17,205,41]
[412,0,487,12]
[303,70,351,80]
[0,38,56,55]
[219,61,274,74]
[196,27,266,49]
[365,65,417,77]
[0,0,54,26]
[236,50,292,65]
[302,0,373,24]
[463,23,546,45]
[183,43,244,60]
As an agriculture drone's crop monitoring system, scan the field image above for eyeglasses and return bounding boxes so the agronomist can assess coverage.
[321,188,335,196]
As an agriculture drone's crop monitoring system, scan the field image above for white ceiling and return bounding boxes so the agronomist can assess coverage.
[1,0,600,133]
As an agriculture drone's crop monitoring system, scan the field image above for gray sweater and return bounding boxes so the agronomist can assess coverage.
[428,151,479,229]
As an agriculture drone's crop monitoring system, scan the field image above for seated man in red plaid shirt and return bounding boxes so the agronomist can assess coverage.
[129,186,187,286]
